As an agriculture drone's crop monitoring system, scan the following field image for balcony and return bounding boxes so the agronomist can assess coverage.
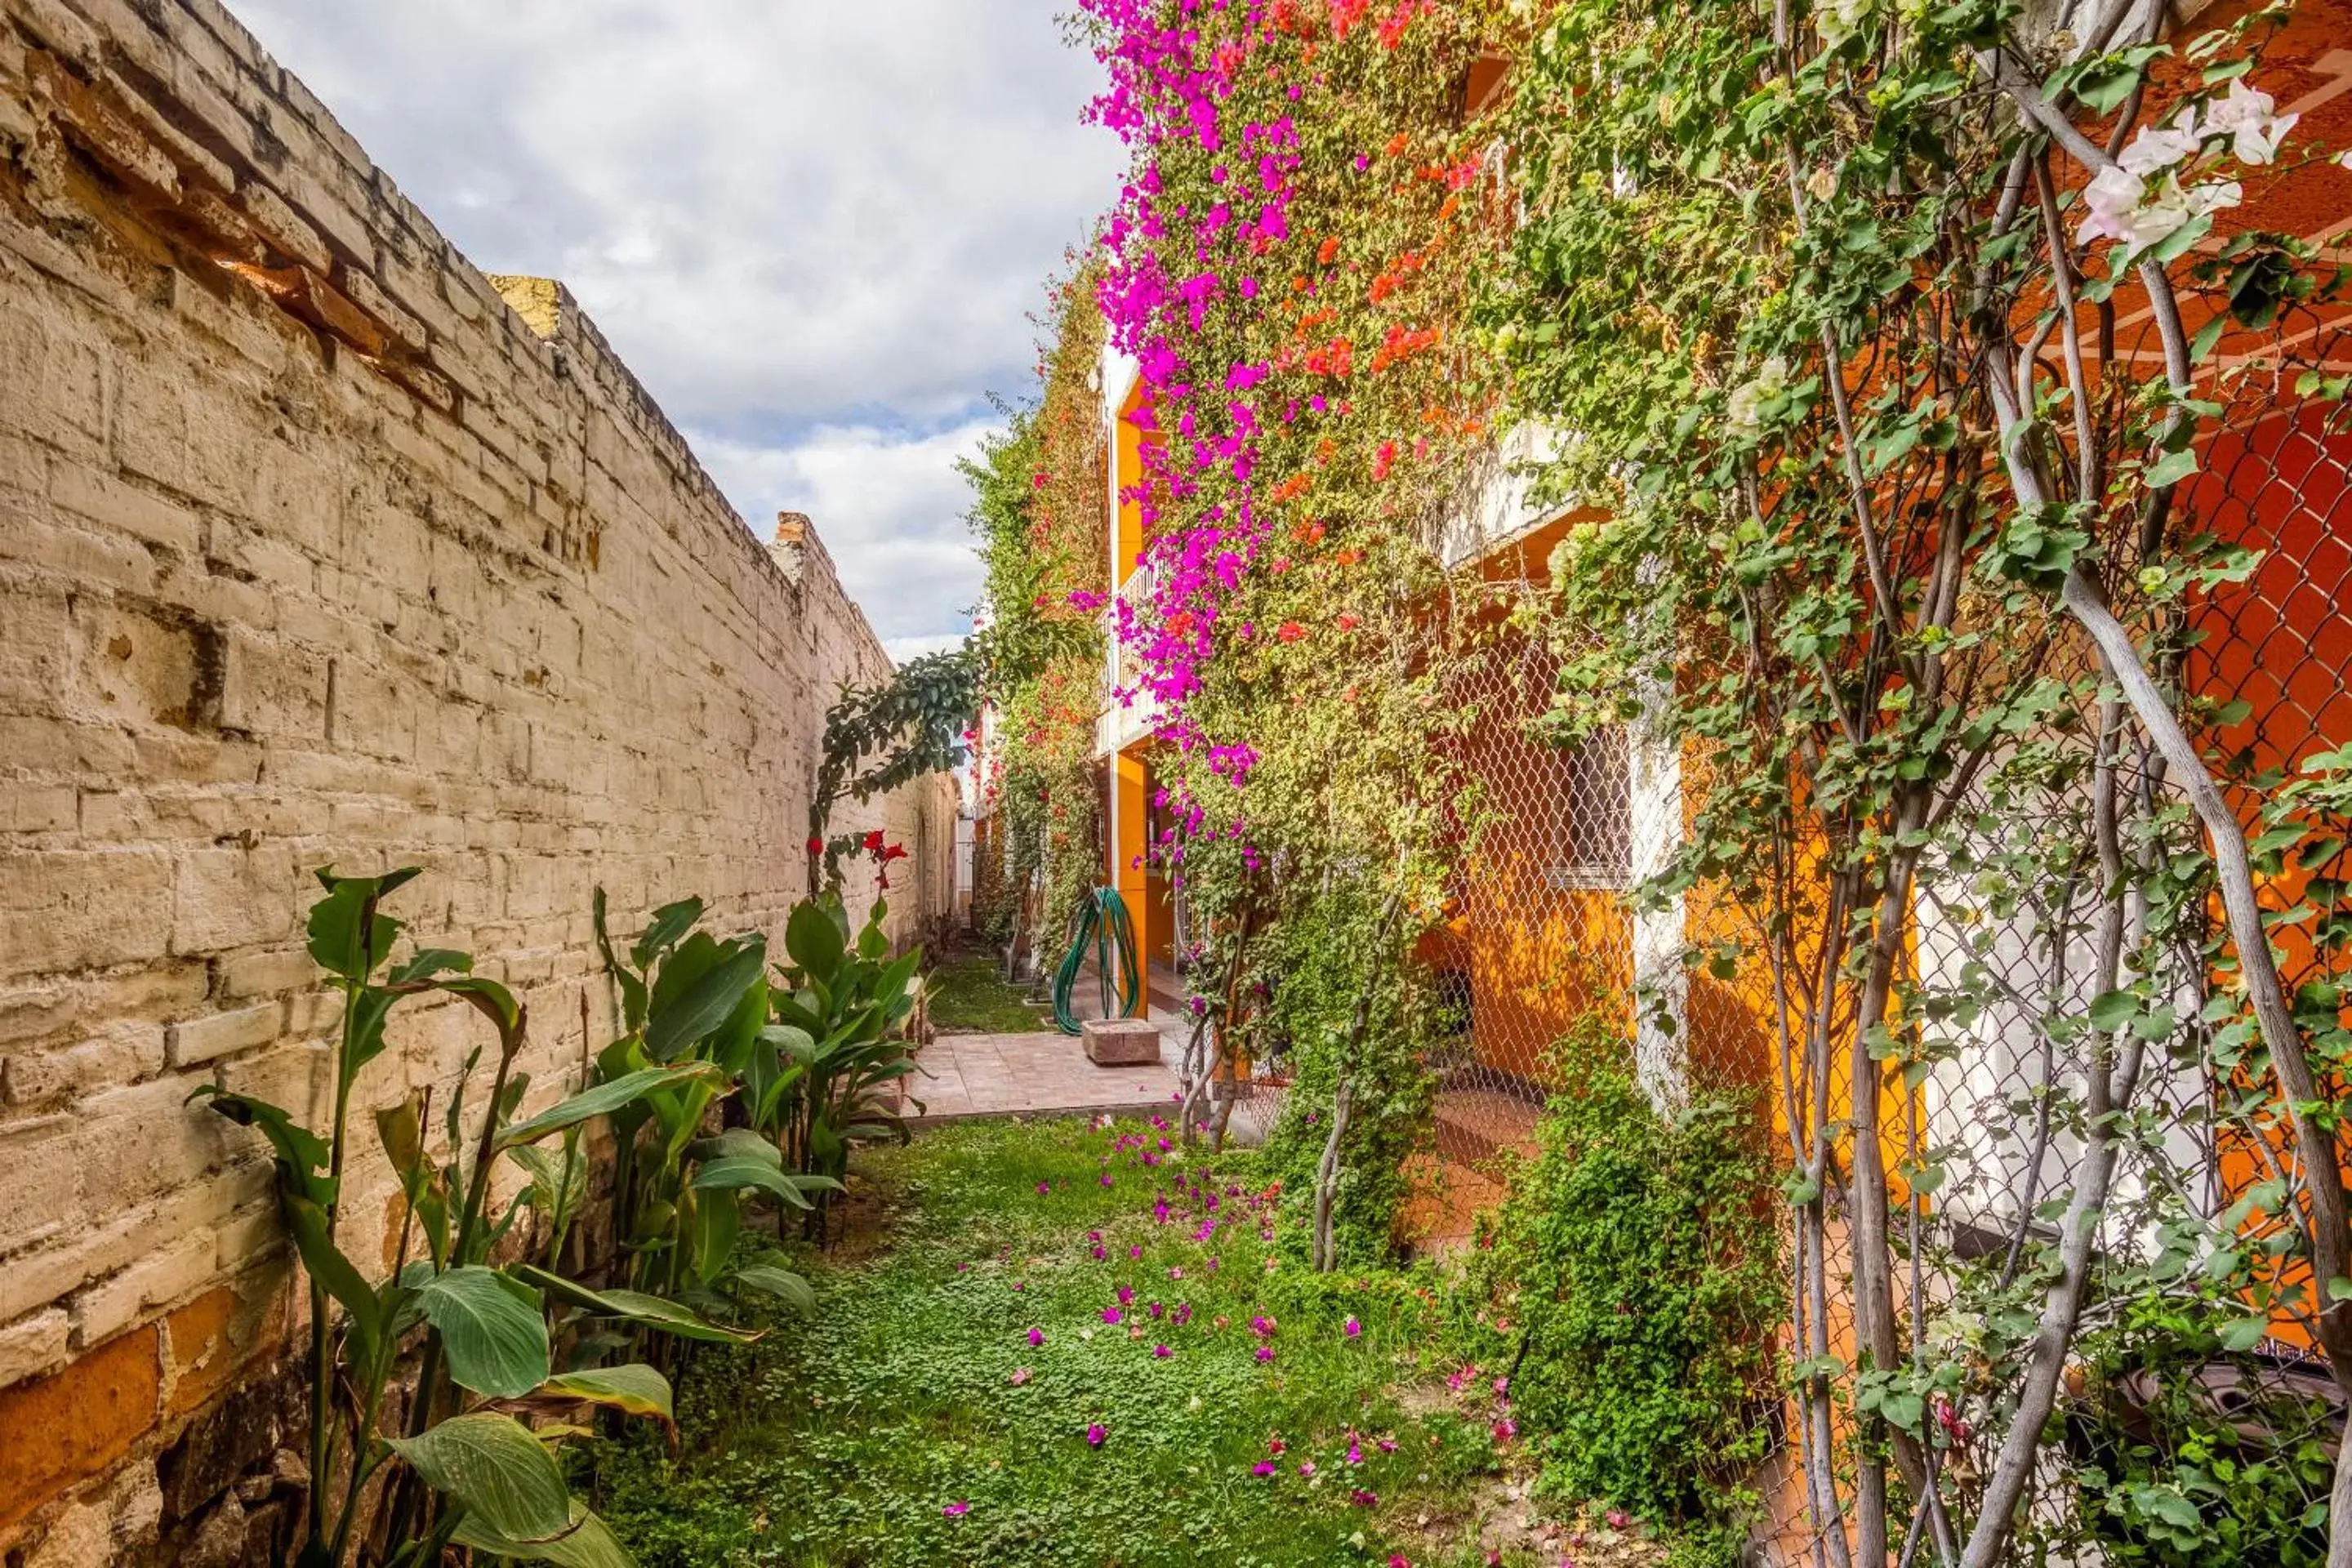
[1094,555,1164,758]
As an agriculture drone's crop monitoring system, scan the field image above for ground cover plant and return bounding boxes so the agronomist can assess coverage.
[925,947,1054,1035]
[586,1116,1682,1568]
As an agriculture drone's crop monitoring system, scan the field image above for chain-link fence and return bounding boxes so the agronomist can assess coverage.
[1410,341,2352,1556]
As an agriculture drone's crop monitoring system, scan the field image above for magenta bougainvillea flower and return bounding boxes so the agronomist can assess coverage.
[1251,1460,1276,1477]
[1492,1418,1518,1443]
[1350,1489,1379,1508]
[1116,1285,1136,1305]
[1036,1181,1050,1195]
[1027,1327,1044,1348]
[1298,1460,1316,1478]
[1153,1343,1172,1358]
[1343,1316,1362,1338]
[1346,1441,1363,1465]
[1102,1307,1123,1325]
[942,1500,969,1518]
[1255,1346,1276,1363]
[1086,1423,1107,1447]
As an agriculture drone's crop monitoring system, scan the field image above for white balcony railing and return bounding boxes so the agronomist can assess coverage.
[1094,556,1163,758]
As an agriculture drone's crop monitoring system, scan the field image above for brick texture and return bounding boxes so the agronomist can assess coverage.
[0,0,958,1549]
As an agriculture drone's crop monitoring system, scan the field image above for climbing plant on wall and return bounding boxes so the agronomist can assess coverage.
[1070,0,1530,1256]
[1481,0,2352,1560]
[967,265,1116,943]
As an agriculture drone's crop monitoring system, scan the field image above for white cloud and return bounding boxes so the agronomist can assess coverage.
[224,0,1120,655]
[689,419,996,656]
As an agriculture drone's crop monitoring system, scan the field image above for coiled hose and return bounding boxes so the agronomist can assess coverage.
[1053,886,1143,1035]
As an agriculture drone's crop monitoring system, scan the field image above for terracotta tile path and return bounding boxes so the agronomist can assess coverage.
[906,1027,1184,1122]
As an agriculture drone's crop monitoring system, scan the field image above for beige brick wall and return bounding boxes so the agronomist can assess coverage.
[0,0,957,1550]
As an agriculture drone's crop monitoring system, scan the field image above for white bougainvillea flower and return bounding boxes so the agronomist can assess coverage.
[1726,356,1791,430]
[2078,165,2147,244]
[2079,164,2241,253]
[2130,173,2243,250]
[1815,0,1870,47]
[2202,78,2297,166]
[2118,113,2203,177]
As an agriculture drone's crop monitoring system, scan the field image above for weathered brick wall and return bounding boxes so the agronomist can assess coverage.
[0,0,957,1557]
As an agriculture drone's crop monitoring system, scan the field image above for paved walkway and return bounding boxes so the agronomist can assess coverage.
[906,1027,1183,1121]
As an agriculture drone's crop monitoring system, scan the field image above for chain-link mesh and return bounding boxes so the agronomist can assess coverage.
[1407,338,2352,1556]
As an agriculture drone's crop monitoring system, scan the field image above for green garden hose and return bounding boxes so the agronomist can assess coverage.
[1053,886,1143,1034]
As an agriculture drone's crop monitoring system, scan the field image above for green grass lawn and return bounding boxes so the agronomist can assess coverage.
[926,951,1056,1035]
[586,1117,1547,1568]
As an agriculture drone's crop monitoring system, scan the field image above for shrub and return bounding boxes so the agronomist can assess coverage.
[1465,1018,1780,1548]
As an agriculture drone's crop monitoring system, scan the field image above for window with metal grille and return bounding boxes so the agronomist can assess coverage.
[1549,725,1631,890]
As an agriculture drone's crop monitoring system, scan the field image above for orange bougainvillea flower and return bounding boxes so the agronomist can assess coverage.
[1317,236,1340,265]
[1294,519,1326,546]
[1337,612,1360,631]
[1276,621,1307,643]
[1336,547,1362,567]
[1383,131,1410,158]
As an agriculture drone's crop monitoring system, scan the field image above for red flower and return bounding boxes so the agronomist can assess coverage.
[806,836,824,856]
[1337,612,1359,631]
[1316,235,1339,265]
[862,829,886,854]
[882,842,910,862]
[1276,621,1307,644]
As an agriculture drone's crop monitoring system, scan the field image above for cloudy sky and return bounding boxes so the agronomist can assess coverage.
[228,0,1125,661]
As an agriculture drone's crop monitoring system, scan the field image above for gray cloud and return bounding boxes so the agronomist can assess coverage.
[226,0,1120,657]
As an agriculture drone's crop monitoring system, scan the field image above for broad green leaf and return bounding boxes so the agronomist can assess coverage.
[390,947,473,986]
[443,977,523,1040]
[491,1062,719,1147]
[305,871,415,979]
[415,1267,551,1398]
[785,899,847,977]
[537,1364,674,1423]
[630,898,706,973]
[688,1189,741,1286]
[388,1411,571,1544]
[2216,1315,2270,1352]
[2087,989,2139,1033]
[284,1192,382,1373]
[346,987,400,1076]
[450,1499,635,1568]
[2145,448,2199,488]
[511,1265,761,1345]
[646,942,768,1061]
[509,1145,586,1214]
[693,1157,813,1206]
[732,1265,815,1314]
[497,1065,726,1148]
[376,1096,427,1174]
[188,1087,328,1201]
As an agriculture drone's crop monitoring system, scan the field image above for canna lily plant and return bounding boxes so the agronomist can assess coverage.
[590,892,830,1334]
[764,894,926,1244]
[192,868,726,1568]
